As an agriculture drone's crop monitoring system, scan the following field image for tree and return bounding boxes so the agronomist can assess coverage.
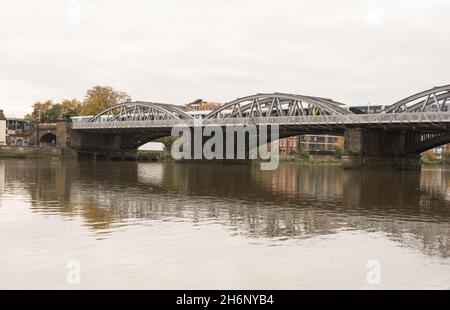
[335,137,345,152]
[156,136,178,150]
[46,103,62,122]
[25,100,54,123]
[443,146,450,164]
[60,99,82,118]
[80,86,131,116]
[24,99,82,123]
[423,150,437,162]
[23,86,131,122]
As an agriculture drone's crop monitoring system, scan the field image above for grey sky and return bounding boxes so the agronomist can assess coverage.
[1,0,449,117]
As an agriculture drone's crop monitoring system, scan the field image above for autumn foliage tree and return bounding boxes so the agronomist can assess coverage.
[80,86,131,116]
[335,137,345,152]
[60,99,82,118]
[422,150,437,161]
[443,147,450,164]
[25,99,82,123]
[25,86,131,122]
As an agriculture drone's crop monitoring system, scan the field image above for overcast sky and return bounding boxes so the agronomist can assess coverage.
[1,0,449,117]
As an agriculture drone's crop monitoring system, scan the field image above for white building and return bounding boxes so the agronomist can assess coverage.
[0,110,6,145]
[138,142,166,152]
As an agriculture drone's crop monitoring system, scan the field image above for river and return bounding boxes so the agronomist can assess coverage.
[0,159,449,289]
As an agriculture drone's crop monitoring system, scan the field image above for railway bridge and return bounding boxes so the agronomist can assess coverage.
[62,85,450,168]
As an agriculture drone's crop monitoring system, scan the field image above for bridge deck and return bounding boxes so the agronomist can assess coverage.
[72,112,450,132]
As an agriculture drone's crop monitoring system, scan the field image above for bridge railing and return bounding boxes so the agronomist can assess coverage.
[71,112,450,130]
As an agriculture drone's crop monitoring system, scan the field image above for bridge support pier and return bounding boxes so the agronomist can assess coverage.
[71,131,138,160]
[342,128,421,170]
[188,126,260,161]
[56,118,72,147]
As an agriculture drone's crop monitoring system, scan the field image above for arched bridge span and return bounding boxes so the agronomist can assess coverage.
[68,87,450,167]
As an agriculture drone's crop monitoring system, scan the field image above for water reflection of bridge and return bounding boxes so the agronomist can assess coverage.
[2,160,450,257]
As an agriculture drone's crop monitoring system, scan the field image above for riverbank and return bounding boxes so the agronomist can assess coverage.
[0,146,68,159]
[0,146,81,160]
[136,150,171,162]
[422,158,450,166]
[280,153,342,165]
[282,153,450,167]
[2,146,448,167]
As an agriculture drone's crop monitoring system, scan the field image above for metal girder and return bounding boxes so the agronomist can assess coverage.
[205,93,352,119]
[88,101,194,122]
[405,92,450,113]
[383,85,450,113]
[407,132,450,154]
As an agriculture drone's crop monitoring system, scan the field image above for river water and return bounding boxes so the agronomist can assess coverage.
[0,159,449,289]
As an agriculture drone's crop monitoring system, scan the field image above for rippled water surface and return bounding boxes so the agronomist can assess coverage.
[1,159,450,289]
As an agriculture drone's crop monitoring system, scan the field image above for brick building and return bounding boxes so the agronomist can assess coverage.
[186,99,221,112]
[277,134,343,155]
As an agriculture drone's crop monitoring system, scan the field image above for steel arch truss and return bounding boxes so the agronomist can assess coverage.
[89,101,194,122]
[205,93,352,119]
[384,85,450,113]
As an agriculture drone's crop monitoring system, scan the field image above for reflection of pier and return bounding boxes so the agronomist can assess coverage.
[0,161,5,195]
[4,160,450,257]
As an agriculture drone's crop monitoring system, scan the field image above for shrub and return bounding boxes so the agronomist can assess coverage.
[422,150,437,161]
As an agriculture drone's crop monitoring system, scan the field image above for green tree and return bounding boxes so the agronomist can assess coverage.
[80,86,131,116]
[25,99,82,123]
[23,86,130,122]
[46,103,62,122]
[25,100,53,123]
[156,136,178,150]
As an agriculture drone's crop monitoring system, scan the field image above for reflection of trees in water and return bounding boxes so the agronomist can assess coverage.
[253,164,344,202]
[3,160,75,214]
[0,161,5,196]
[421,168,450,201]
[4,160,450,257]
